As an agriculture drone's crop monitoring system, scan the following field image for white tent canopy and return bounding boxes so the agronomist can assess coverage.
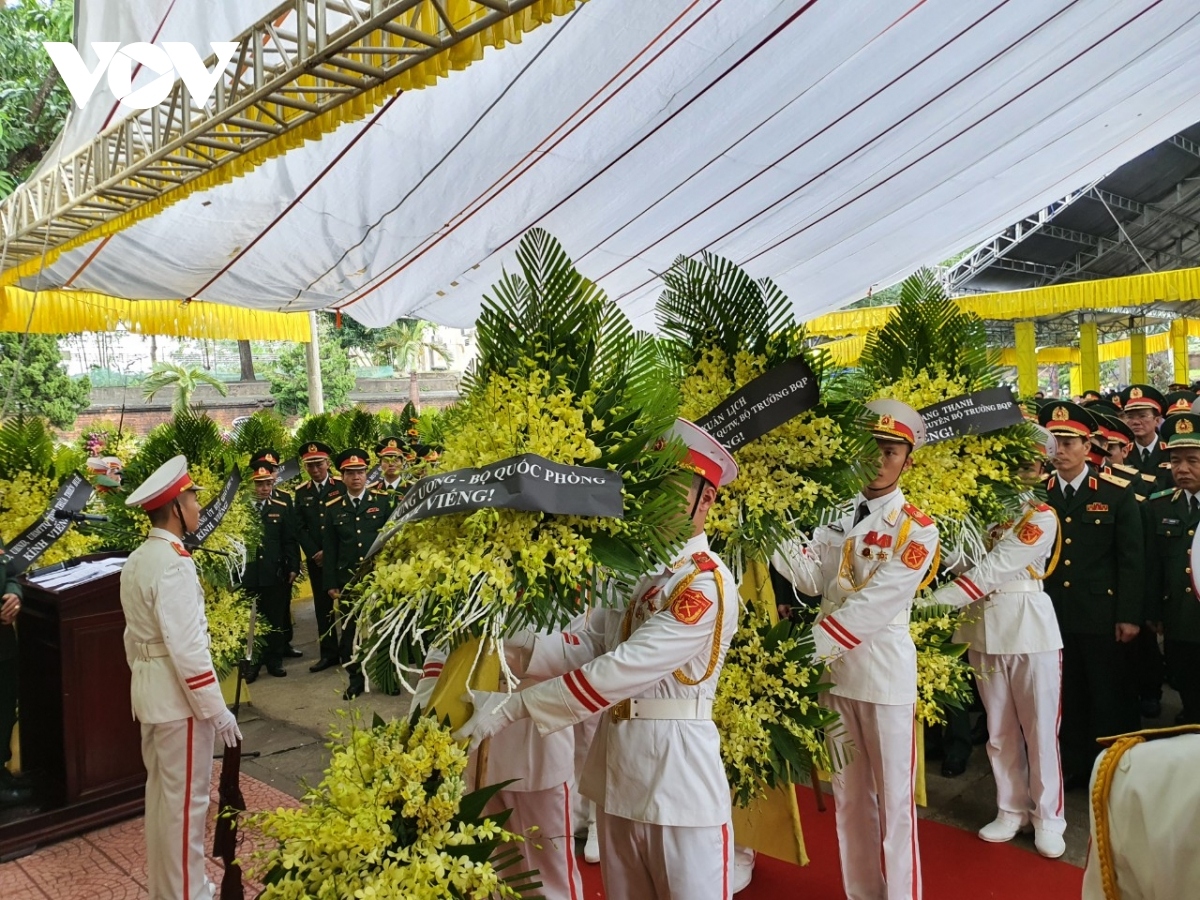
[17,0,1200,329]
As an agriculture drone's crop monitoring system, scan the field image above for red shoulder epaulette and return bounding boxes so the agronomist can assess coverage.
[1033,502,1051,512]
[902,502,934,527]
[171,543,191,558]
[692,551,719,572]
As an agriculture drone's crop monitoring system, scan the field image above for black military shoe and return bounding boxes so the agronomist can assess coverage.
[266,663,288,678]
[342,673,366,700]
[284,646,304,658]
[309,657,339,673]
[244,665,261,684]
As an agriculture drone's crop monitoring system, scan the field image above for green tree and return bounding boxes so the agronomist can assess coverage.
[0,0,73,198]
[375,318,449,371]
[0,333,89,427]
[268,332,356,416]
[142,362,229,413]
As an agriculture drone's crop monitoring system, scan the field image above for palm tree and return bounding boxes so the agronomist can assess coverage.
[376,319,450,371]
[142,362,229,413]
[375,319,450,406]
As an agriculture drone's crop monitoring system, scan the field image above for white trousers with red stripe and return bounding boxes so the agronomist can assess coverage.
[141,716,215,900]
[596,806,733,900]
[969,649,1065,834]
[487,783,584,900]
[826,695,922,900]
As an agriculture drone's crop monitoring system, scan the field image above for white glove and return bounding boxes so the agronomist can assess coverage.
[502,629,537,676]
[210,708,243,748]
[452,689,528,750]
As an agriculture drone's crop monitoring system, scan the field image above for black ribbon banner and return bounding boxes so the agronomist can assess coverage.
[277,458,301,483]
[366,453,624,559]
[696,355,820,450]
[7,474,94,574]
[186,469,242,546]
[920,387,1026,445]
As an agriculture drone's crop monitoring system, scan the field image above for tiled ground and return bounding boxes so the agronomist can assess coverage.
[0,763,300,900]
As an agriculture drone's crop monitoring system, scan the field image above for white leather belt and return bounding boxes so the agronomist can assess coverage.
[992,580,1042,595]
[133,640,170,660]
[611,697,713,721]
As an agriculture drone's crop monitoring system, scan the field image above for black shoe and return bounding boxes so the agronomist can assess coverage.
[284,646,303,658]
[266,664,288,678]
[309,657,339,673]
[941,757,968,778]
[970,719,989,746]
[342,675,366,701]
[1140,698,1162,719]
[0,784,34,808]
[244,666,261,684]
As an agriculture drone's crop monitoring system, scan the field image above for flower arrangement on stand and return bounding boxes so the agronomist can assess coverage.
[909,602,974,727]
[655,254,867,808]
[246,710,535,899]
[660,252,873,573]
[0,415,100,566]
[350,229,691,694]
[100,411,259,675]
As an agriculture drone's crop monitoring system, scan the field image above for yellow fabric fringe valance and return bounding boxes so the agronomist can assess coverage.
[1,0,579,288]
[0,287,311,341]
[805,264,1200,338]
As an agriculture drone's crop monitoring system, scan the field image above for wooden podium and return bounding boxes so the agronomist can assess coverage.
[0,552,145,858]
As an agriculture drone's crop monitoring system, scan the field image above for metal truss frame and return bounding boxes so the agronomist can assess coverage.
[942,179,1101,292]
[0,0,542,267]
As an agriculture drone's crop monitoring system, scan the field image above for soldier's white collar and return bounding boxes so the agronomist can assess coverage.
[664,532,712,574]
[148,526,185,548]
[852,490,905,527]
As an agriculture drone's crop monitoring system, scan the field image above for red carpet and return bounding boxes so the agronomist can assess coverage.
[576,787,1083,899]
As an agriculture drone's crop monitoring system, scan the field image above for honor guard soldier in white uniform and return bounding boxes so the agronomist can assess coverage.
[413,641,584,900]
[931,426,1067,858]
[773,399,938,900]
[120,455,242,900]
[456,419,740,900]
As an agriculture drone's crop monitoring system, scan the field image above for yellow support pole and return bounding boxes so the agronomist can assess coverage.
[1069,365,1082,397]
[1078,320,1100,393]
[1014,321,1038,398]
[1171,318,1190,384]
[1129,325,1147,384]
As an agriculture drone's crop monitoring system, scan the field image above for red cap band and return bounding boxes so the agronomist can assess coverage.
[683,449,722,487]
[141,472,195,510]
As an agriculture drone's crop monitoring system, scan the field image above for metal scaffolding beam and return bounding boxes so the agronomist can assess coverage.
[0,0,544,269]
[942,179,1100,291]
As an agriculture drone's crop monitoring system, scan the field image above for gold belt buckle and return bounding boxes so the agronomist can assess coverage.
[611,699,631,722]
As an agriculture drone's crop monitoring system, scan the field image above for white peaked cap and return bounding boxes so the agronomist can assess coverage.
[666,418,739,488]
[125,454,198,510]
[865,398,927,451]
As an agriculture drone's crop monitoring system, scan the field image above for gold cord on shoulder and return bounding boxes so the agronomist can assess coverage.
[1091,734,1146,900]
[674,569,725,686]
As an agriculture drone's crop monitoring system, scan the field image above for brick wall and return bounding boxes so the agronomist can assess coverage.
[62,374,462,439]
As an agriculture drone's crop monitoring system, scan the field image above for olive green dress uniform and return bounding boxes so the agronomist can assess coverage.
[293,442,344,663]
[323,449,396,696]
[243,465,301,674]
[1144,412,1200,725]
[323,486,395,661]
[0,542,23,788]
[1040,401,1145,782]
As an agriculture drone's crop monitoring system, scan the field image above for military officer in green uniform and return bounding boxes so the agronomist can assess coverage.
[324,448,395,699]
[374,436,407,495]
[1163,389,1197,418]
[1119,384,1169,478]
[242,451,301,682]
[1145,412,1200,725]
[1093,411,1157,498]
[1039,400,1144,787]
[0,541,32,807]
[293,442,344,672]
